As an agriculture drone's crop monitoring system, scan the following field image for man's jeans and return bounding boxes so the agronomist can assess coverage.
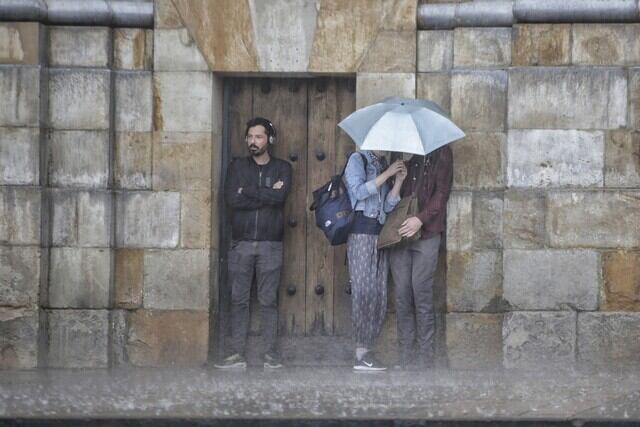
[228,240,283,356]
[389,235,441,362]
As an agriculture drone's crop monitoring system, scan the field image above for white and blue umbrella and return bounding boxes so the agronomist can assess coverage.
[338,97,465,155]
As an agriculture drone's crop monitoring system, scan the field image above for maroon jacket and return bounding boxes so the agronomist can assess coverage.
[399,146,453,240]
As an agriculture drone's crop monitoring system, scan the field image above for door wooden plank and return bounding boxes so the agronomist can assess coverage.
[228,79,254,159]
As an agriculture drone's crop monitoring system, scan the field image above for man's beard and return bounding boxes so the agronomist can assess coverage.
[249,144,267,157]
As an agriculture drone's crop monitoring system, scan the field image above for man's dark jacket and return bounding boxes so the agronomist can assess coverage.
[225,156,292,242]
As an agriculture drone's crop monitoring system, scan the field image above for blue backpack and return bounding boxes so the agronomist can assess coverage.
[309,153,367,246]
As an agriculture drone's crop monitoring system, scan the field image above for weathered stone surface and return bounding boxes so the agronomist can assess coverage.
[473,192,503,249]
[0,127,39,185]
[0,187,41,245]
[153,29,208,71]
[503,250,599,310]
[356,73,415,109]
[446,191,472,251]
[578,313,640,368]
[508,68,627,129]
[451,71,507,131]
[416,73,450,114]
[114,28,153,70]
[0,308,38,369]
[111,309,128,366]
[503,311,576,369]
[446,313,503,369]
[547,191,640,248]
[359,31,416,73]
[0,23,42,65]
[0,66,40,127]
[115,249,143,309]
[115,71,153,132]
[143,249,209,310]
[453,28,511,68]
[602,251,640,311]
[47,309,108,368]
[450,132,505,190]
[48,27,110,68]
[116,191,180,248]
[503,191,545,249]
[49,69,110,130]
[572,24,640,66]
[512,24,571,66]
[49,248,110,308]
[152,132,212,191]
[507,130,605,188]
[127,309,209,367]
[153,72,212,132]
[0,246,40,307]
[181,191,211,248]
[51,190,112,247]
[381,0,416,31]
[417,31,453,72]
[447,251,502,312]
[49,130,109,188]
[630,68,640,129]
[605,130,640,187]
[155,0,184,29]
[114,132,152,189]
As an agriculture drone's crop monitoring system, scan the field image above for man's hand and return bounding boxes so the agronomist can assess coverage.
[398,216,422,238]
[272,180,284,190]
[384,160,405,180]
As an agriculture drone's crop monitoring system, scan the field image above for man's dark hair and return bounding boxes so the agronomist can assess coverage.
[245,117,276,143]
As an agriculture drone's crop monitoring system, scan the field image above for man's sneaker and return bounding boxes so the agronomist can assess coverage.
[213,353,246,369]
[353,352,387,371]
[263,352,283,369]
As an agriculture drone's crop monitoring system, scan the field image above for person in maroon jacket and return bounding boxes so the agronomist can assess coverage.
[389,145,453,370]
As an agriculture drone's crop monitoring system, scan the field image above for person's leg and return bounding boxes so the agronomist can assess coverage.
[389,244,416,365]
[255,241,283,357]
[370,242,389,348]
[348,234,374,355]
[228,241,256,357]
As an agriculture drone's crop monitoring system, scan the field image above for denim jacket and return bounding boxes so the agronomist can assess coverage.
[343,151,400,225]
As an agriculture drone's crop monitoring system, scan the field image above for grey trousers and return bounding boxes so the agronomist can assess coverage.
[389,235,441,361]
[228,240,283,356]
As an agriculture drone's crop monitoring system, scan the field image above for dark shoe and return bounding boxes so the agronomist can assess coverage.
[263,352,283,369]
[214,353,247,369]
[353,352,387,371]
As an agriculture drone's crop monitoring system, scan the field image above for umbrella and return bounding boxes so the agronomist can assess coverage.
[338,96,465,155]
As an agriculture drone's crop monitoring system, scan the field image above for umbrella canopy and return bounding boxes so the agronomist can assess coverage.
[338,97,465,155]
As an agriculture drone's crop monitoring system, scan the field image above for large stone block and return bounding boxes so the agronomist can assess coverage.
[453,28,511,68]
[49,248,110,308]
[114,28,153,70]
[111,309,128,366]
[0,308,38,369]
[0,187,41,245]
[473,192,503,249]
[153,72,212,132]
[512,24,571,66]
[508,68,627,129]
[356,73,415,109]
[155,0,184,29]
[503,191,545,249]
[49,130,109,188]
[358,31,416,73]
[152,132,212,191]
[572,24,640,66]
[143,249,209,310]
[115,71,153,132]
[450,132,505,190]
[0,66,40,127]
[181,191,211,248]
[446,191,472,251]
[507,130,605,188]
[630,68,640,129]
[451,71,507,131]
[547,191,640,248]
[447,251,503,312]
[602,251,640,311]
[153,28,208,71]
[116,191,180,248]
[417,73,450,115]
[114,132,152,189]
[47,309,108,368]
[49,69,110,130]
[0,246,40,307]
[127,310,208,367]
[51,190,112,247]
[605,130,640,187]
[115,249,143,309]
[503,311,576,369]
[0,127,39,185]
[48,27,110,68]
[503,250,599,310]
[0,23,42,65]
[417,31,453,72]
[578,312,640,367]
[446,313,503,369]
